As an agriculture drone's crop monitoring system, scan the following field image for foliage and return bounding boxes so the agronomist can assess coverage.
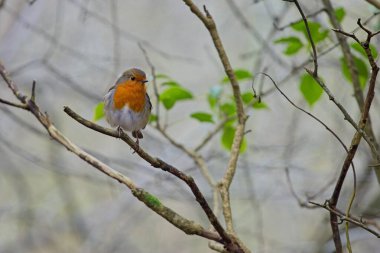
[92,68,266,153]
[274,36,303,55]
[190,112,214,123]
[299,74,323,106]
[93,101,105,121]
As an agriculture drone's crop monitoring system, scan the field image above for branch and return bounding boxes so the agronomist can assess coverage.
[0,61,221,243]
[366,0,380,9]
[305,69,378,157]
[0,97,29,110]
[177,1,251,251]
[326,21,380,253]
[262,11,380,96]
[181,1,248,241]
[256,73,350,155]
[137,45,223,250]
[274,8,326,31]
[225,0,288,67]
[291,0,318,76]
[309,201,380,238]
[138,43,161,129]
[63,106,235,245]
[323,0,380,164]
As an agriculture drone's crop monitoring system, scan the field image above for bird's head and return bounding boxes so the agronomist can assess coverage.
[119,68,148,86]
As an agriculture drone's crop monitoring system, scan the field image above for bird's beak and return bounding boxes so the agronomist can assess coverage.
[142,80,148,83]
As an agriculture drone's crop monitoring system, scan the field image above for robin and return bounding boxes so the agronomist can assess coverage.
[104,68,151,144]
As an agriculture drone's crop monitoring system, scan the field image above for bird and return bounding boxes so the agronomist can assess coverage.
[104,68,151,144]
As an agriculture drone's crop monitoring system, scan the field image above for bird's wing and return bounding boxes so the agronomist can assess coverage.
[107,84,116,92]
[146,93,152,111]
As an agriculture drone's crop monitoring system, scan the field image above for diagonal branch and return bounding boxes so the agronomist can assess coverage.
[309,201,380,238]
[323,0,380,167]
[63,106,235,247]
[0,97,29,110]
[0,61,221,243]
[181,1,248,241]
[365,0,380,9]
[290,0,318,76]
[326,21,380,253]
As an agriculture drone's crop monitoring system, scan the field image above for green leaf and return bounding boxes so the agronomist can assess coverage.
[235,69,253,80]
[161,81,180,86]
[241,92,268,109]
[274,36,303,55]
[190,112,214,123]
[208,85,223,108]
[350,42,378,59]
[149,114,157,123]
[291,21,329,44]
[241,92,254,104]
[221,125,247,153]
[93,102,105,121]
[299,74,323,106]
[334,7,346,23]
[220,102,236,116]
[253,101,268,109]
[155,73,170,79]
[160,86,193,110]
[340,56,369,89]
[221,69,253,83]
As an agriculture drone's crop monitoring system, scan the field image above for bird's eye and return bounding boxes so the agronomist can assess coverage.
[131,76,136,81]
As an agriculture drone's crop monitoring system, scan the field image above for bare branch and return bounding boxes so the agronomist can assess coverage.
[365,0,380,9]
[0,98,29,110]
[64,107,248,252]
[138,43,161,128]
[309,201,380,238]
[0,61,223,244]
[327,21,380,253]
[274,8,326,31]
[323,0,380,165]
[290,0,318,75]
[225,0,288,67]
[305,68,378,157]
[256,72,350,155]
[181,1,248,241]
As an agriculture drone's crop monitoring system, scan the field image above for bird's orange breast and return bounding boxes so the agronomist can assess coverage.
[113,81,146,112]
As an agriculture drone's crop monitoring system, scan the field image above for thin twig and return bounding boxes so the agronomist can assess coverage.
[274,8,326,31]
[309,201,380,238]
[0,98,29,110]
[0,62,222,243]
[194,114,235,152]
[225,0,288,67]
[365,0,380,9]
[182,1,248,242]
[327,20,380,253]
[138,43,161,128]
[305,69,378,157]
[255,73,350,154]
[291,0,318,75]
[285,167,318,208]
[261,11,380,96]
[155,126,216,187]
[63,106,233,247]
[323,0,380,165]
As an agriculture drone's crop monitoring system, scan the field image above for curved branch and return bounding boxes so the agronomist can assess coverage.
[63,107,235,248]
[0,61,221,243]
[181,1,248,241]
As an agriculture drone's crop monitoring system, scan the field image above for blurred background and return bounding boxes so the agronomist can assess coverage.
[0,0,379,252]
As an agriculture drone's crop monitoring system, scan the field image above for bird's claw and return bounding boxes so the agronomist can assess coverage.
[117,126,123,138]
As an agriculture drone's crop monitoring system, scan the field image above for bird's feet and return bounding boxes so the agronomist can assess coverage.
[117,126,124,138]
[131,130,143,154]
